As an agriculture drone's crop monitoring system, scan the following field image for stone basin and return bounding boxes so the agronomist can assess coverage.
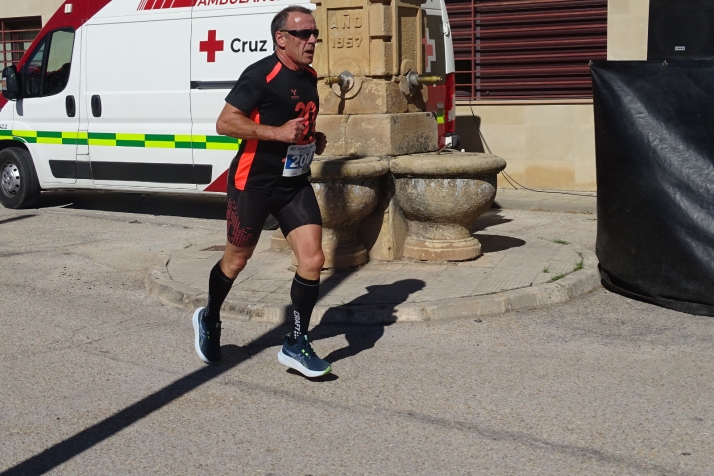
[390,151,507,261]
[272,156,389,269]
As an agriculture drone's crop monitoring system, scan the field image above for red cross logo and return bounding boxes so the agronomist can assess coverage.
[425,41,435,60]
[422,30,436,72]
[200,30,224,63]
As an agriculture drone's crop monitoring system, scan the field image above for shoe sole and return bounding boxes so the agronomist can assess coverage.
[192,307,217,364]
[277,350,332,378]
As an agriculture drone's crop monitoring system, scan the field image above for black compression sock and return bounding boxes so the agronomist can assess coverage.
[289,272,320,344]
[204,261,235,323]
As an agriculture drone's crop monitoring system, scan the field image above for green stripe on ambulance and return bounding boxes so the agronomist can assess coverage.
[0,129,241,150]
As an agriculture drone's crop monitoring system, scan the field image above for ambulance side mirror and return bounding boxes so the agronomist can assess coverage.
[2,66,21,101]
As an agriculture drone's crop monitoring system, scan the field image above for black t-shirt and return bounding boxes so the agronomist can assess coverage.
[225,53,319,194]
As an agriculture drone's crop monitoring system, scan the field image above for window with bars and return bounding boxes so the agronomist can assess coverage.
[1,17,43,69]
[446,0,607,100]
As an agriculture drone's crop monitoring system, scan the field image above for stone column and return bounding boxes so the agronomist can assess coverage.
[311,0,438,157]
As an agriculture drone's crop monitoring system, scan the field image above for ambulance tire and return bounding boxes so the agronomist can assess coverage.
[263,213,279,230]
[0,147,41,209]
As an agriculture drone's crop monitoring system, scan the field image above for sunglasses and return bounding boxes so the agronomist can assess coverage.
[281,29,319,40]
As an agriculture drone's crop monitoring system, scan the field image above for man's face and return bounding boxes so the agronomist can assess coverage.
[275,12,317,68]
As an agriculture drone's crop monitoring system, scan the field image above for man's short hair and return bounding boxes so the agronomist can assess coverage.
[271,5,314,47]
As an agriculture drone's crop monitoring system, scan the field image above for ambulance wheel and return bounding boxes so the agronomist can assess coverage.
[0,147,40,209]
[263,214,279,230]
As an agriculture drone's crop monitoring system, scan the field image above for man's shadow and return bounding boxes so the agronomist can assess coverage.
[309,279,425,363]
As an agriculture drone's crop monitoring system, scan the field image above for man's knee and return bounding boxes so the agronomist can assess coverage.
[221,254,250,278]
[300,248,325,271]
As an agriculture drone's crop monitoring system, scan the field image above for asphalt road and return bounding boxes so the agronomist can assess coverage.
[1,191,712,475]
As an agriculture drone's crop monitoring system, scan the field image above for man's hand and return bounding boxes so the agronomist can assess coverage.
[315,132,327,155]
[216,104,308,144]
[275,118,306,144]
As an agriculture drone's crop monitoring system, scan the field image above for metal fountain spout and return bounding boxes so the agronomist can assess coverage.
[324,71,355,92]
[400,70,443,96]
[405,71,443,88]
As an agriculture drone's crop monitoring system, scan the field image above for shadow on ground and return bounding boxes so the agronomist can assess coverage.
[470,211,525,252]
[0,269,424,475]
[310,278,426,364]
[471,211,513,232]
[35,191,228,220]
[0,340,273,476]
[0,214,38,225]
[474,234,526,253]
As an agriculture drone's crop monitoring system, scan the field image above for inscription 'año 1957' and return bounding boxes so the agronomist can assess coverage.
[329,11,362,49]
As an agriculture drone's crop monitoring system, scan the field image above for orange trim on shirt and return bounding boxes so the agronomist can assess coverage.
[305,66,317,78]
[266,62,282,83]
[234,109,260,190]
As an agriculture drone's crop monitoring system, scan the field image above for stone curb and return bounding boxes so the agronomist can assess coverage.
[145,245,601,325]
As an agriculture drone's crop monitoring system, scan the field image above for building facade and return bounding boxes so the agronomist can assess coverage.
[451,0,650,192]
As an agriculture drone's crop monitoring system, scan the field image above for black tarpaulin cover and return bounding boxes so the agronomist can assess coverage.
[591,61,714,316]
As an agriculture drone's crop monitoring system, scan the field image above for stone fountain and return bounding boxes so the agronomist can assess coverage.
[273,0,507,267]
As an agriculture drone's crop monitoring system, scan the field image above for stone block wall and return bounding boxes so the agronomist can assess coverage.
[456,102,597,192]
[607,0,650,60]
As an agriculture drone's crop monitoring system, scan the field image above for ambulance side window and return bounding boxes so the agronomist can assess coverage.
[23,39,47,98]
[23,29,75,99]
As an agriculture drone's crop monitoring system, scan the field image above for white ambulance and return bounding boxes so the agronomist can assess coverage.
[0,0,455,209]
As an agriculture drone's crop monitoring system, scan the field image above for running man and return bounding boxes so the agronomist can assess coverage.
[192,5,331,377]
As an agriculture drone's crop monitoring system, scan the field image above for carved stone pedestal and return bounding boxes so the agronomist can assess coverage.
[317,112,437,157]
[391,151,507,261]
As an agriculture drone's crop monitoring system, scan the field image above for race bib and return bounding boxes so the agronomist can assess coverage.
[283,142,316,177]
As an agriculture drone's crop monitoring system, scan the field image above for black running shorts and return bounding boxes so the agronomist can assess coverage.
[225,182,322,248]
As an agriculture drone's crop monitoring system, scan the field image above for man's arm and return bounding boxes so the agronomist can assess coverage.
[216,103,306,144]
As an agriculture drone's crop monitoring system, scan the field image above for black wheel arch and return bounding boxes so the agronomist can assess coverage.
[0,139,30,154]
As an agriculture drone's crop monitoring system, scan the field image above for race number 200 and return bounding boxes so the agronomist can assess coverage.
[283,142,316,177]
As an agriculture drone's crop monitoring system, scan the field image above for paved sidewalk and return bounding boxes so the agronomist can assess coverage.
[146,207,601,323]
